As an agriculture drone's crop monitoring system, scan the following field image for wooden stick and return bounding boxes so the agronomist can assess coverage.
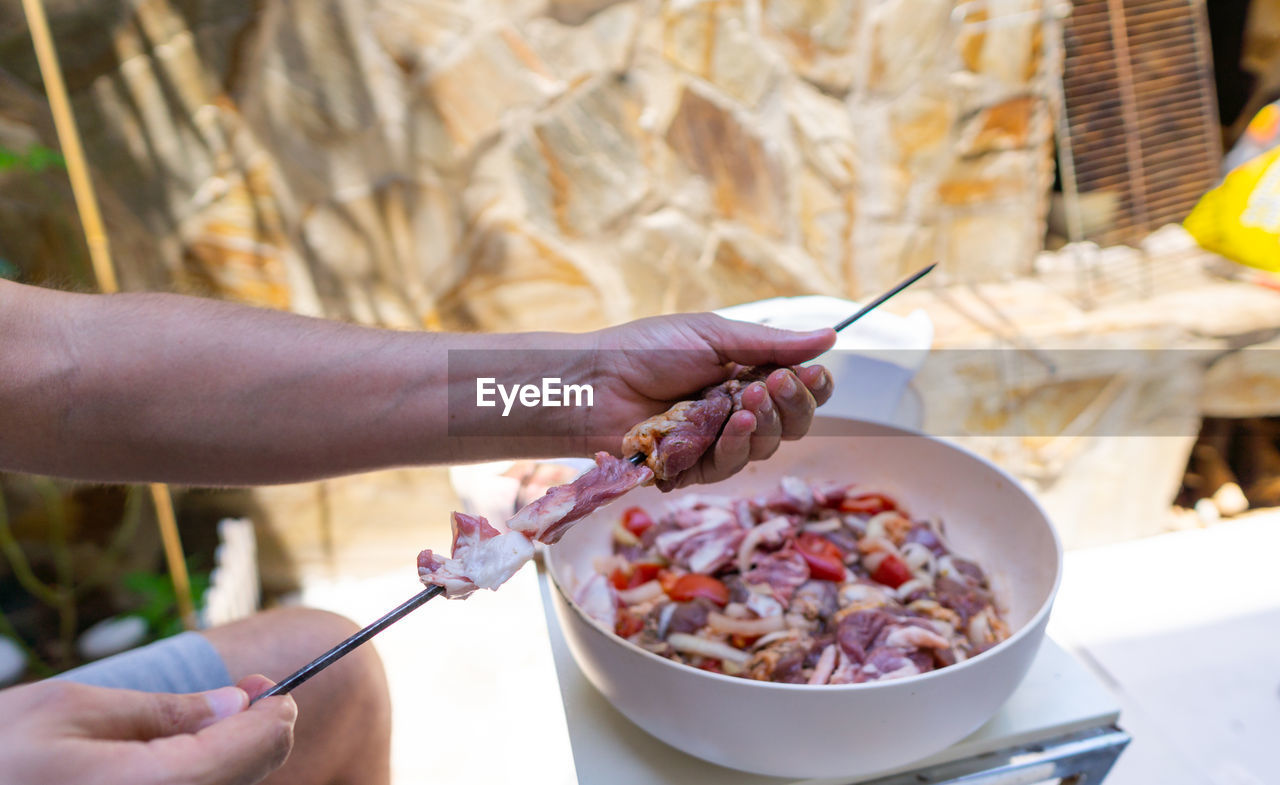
[21,0,195,629]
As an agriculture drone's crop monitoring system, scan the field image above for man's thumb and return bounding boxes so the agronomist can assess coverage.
[138,685,249,736]
[69,684,248,740]
[705,315,836,368]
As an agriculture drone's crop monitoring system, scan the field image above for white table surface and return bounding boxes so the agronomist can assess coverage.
[535,564,1122,785]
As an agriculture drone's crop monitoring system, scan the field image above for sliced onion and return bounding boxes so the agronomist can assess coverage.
[592,554,627,575]
[751,629,798,650]
[616,579,664,605]
[808,644,837,685]
[707,611,786,637]
[656,602,677,639]
[801,519,842,533]
[894,578,928,601]
[736,516,791,574]
[667,633,750,665]
[613,522,640,547]
[900,541,936,577]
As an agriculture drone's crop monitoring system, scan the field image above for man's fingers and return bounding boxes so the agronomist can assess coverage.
[146,689,298,785]
[697,316,836,368]
[684,409,755,487]
[767,368,818,440]
[62,682,247,740]
[795,364,834,407]
[739,381,782,461]
[236,674,278,701]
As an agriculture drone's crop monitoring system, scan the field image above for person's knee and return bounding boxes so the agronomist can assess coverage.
[202,607,389,703]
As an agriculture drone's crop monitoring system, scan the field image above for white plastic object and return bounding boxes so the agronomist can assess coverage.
[715,295,933,428]
[77,615,148,661]
[0,636,25,686]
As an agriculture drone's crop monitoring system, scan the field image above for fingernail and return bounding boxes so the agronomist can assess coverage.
[204,686,248,721]
[781,374,798,398]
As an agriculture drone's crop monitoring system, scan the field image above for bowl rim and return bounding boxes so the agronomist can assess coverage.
[544,419,1064,692]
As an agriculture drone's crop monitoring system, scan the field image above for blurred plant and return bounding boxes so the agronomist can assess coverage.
[0,478,202,676]
[0,144,66,174]
[122,566,210,639]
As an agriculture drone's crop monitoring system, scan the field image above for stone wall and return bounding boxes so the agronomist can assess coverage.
[0,0,1060,330]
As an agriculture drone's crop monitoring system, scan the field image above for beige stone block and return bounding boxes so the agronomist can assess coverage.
[865,0,953,95]
[890,91,955,162]
[616,208,712,315]
[956,0,1045,86]
[699,226,837,310]
[847,219,937,296]
[292,176,465,328]
[956,95,1050,156]
[760,0,863,93]
[436,221,621,331]
[369,0,479,72]
[940,207,1041,281]
[797,168,852,288]
[665,85,788,238]
[525,3,640,84]
[549,0,626,24]
[510,75,648,237]
[762,0,862,53]
[247,2,386,142]
[660,0,779,107]
[938,150,1042,207]
[174,157,296,310]
[786,80,858,187]
[424,25,563,155]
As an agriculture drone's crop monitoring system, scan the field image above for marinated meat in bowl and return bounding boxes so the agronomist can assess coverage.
[577,479,1009,685]
[545,419,1061,779]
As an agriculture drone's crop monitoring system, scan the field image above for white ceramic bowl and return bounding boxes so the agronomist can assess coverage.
[545,419,1062,779]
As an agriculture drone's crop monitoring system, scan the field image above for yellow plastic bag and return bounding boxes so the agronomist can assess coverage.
[1185,122,1280,271]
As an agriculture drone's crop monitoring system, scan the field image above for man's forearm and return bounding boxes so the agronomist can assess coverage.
[0,281,597,485]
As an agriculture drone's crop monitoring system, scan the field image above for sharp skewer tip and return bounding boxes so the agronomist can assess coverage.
[832,262,936,333]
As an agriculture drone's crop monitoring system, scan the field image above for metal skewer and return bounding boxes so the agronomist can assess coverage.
[259,264,935,701]
[628,262,936,468]
[832,263,935,333]
[252,585,444,702]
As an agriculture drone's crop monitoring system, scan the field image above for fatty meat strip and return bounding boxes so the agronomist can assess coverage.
[417,453,653,598]
[418,368,771,598]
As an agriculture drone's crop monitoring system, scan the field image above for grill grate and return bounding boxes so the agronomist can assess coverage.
[1059,0,1222,246]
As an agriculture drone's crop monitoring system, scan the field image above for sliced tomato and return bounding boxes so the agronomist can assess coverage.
[666,574,729,606]
[621,506,655,538]
[657,569,681,594]
[608,567,630,591]
[730,633,760,649]
[631,562,663,585]
[795,532,846,582]
[615,609,645,638]
[838,493,896,515]
[610,561,665,590]
[871,553,914,589]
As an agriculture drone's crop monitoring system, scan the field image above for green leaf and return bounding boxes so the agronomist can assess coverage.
[0,144,66,173]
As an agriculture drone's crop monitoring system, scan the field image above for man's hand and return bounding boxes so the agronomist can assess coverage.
[0,675,297,785]
[590,313,836,487]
